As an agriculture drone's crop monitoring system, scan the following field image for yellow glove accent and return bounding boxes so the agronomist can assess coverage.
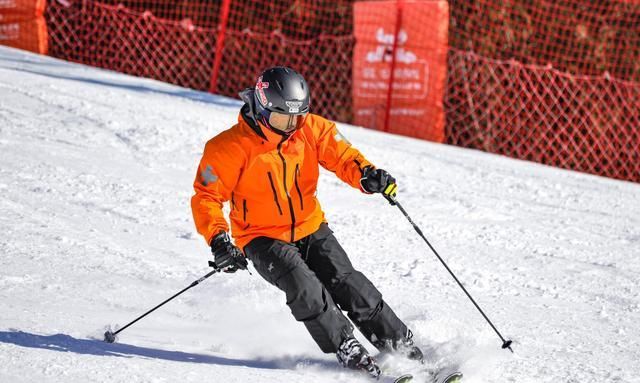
[383,183,398,197]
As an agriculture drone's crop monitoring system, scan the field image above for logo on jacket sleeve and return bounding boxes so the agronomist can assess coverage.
[200,165,219,186]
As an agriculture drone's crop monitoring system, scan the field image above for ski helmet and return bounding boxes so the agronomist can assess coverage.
[253,66,310,134]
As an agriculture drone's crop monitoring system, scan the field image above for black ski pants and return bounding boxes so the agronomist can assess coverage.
[244,223,408,353]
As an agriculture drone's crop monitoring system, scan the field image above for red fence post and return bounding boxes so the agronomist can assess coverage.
[383,0,403,132]
[209,0,232,93]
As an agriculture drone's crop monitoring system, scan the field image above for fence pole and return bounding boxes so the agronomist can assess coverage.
[383,0,404,132]
[209,0,232,93]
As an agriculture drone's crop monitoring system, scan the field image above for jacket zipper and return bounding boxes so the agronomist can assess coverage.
[243,199,248,221]
[231,192,237,211]
[243,199,250,229]
[277,139,296,242]
[294,163,304,211]
[267,171,284,215]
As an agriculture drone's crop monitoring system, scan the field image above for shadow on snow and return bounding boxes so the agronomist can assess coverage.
[0,330,331,371]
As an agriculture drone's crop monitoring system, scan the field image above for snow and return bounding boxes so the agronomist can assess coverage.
[1,45,640,383]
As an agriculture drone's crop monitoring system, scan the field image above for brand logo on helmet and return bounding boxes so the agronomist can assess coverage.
[256,76,270,106]
[285,101,303,113]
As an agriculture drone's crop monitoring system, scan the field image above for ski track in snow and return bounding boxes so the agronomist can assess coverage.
[1,46,640,383]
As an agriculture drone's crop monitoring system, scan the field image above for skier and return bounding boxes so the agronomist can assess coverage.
[191,66,423,379]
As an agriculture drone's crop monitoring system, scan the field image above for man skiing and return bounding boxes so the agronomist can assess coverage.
[191,66,423,379]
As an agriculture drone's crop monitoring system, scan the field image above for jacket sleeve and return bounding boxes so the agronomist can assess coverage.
[191,134,245,245]
[316,119,374,192]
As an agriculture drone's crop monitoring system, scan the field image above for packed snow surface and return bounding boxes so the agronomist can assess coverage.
[1,46,639,383]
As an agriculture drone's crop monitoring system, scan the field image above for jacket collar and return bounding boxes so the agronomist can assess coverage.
[238,89,268,140]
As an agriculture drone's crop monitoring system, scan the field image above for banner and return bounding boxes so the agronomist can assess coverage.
[0,0,48,54]
[353,0,449,142]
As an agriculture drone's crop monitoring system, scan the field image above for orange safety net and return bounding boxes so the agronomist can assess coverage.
[449,0,640,81]
[446,49,640,182]
[4,0,637,183]
[45,0,356,122]
[446,0,640,182]
[46,1,217,90]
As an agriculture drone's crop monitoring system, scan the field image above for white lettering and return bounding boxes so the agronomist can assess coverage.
[366,28,417,64]
[0,23,19,40]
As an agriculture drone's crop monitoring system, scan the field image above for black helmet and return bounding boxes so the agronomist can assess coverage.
[253,67,310,134]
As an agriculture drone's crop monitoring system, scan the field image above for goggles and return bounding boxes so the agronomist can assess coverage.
[262,111,308,134]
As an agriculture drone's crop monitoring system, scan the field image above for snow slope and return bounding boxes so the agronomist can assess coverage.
[1,45,639,383]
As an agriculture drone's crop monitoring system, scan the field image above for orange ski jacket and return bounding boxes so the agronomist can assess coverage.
[191,105,374,252]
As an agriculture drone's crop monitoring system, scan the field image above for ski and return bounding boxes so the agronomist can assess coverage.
[432,370,463,383]
[375,349,462,383]
[393,373,414,383]
[387,369,462,383]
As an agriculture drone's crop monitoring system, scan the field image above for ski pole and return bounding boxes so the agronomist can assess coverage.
[384,194,514,353]
[104,267,219,343]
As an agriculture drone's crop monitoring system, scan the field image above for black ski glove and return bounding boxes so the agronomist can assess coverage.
[360,166,398,198]
[210,231,248,273]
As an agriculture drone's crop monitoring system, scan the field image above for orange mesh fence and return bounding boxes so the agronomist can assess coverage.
[446,0,640,182]
[44,0,448,138]
[46,1,217,90]
[3,0,639,182]
[45,0,356,122]
[445,49,640,182]
[448,0,640,81]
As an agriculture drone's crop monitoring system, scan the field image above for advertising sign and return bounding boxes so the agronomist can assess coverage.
[353,0,449,142]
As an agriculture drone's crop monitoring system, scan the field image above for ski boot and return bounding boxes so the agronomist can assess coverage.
[337,337,381,379]
[393,329,424,363]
